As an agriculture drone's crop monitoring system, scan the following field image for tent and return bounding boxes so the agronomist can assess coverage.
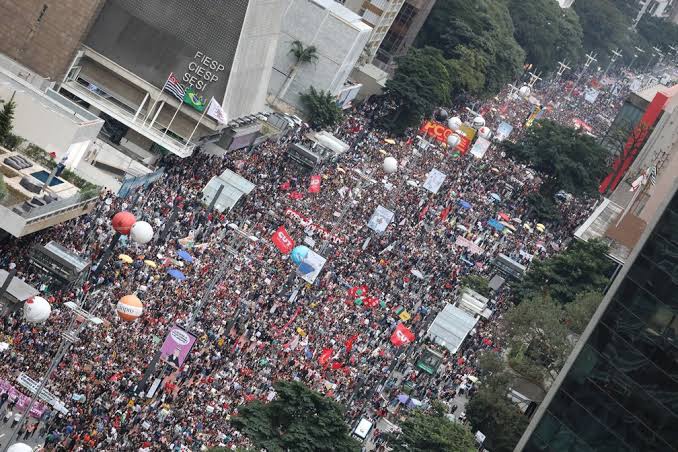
[202,169,255,212]
[427,304,479,353]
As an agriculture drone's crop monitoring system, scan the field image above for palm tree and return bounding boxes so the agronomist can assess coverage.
[275,40,319,103]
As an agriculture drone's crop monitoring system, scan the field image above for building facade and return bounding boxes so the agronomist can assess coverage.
[343,0,405,64]
[517,178,678,451]
[372,0,436,71]
[269,0,371,111]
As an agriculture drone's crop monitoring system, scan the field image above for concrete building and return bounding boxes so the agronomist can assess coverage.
[557,0,575,7]
[343,0,405,64]
[373,0,437,71]
[269,0,371,111]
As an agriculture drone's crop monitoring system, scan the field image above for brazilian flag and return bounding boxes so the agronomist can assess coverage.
[183,86,206,112]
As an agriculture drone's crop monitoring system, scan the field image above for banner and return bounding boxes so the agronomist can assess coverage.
[390,323,415,347]
[0,379,47,418]
[423,169,447,194]
[271,226,294,254]
[309,175,321,193]
[584,87,600,104]
[470,137,491,160]
[367,205,395,233]
[525,105,543,128]
[318,348,334,367]
[297,248,327,284]
[206,97,227,124]
[285,209,346,244]
[183,86,207,112]
[419,120,453,143]
[455,236,485,255]
[495,122,513,142]
[160,326,197,369]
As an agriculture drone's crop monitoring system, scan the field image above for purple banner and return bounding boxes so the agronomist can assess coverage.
[160,327,197,369]
[0,379,46,418]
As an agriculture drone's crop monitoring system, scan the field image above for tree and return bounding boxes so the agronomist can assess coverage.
[230,381,359,452]
[275,40,318,102]
[503,120,608,197]
[564,291,603,334]
[417,0,525,95]
[512,239,614,305]
[637,16,678,52]
[574,0,632,57]
[0,174,6,202]
[466,388,529,452]
[508,0,583,71]
[300,87,343,130]
[384,409,476,452]
[0,98,16,146]
[460,275,491,297]
[383,47,453,133]
[525,192,561,223]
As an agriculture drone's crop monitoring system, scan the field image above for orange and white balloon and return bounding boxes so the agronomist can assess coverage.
[116,294,143,321]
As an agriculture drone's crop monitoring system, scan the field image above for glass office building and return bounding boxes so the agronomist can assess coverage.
[519,186,678,451]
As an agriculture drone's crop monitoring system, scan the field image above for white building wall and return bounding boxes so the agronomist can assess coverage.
[270,0,371,109]
[223,0,288,121]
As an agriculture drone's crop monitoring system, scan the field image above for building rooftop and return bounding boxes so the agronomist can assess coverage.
[310,0,373,30]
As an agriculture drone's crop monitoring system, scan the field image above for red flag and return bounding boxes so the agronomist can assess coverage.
[390,323,415,347]
[348,285,369,299]
[440,206,450,221]
[279,181,291,191]
[288,191,304,200]
[309,175,322,193]
[331,361,343,370]
[271,226,294,254]
[419,205,429,221]
[363,296,379,308]
[345,334,358,354]
[318,348,333,367]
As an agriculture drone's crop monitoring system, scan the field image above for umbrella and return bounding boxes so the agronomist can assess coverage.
[456,224,468,232]
[491,167,500,173]
[523,223,533,231]
[144,260,157,268]
[500,221,517,232]
[498,212,510,221]
[167,269,186,281]
[397,394,410,404]
[118,254,133,264]
[458,200,471,209]
[490,193,501,202]
[536,224,546,233]
[384,138,396,144]
[378,149,387,155]
[177,250,193,263]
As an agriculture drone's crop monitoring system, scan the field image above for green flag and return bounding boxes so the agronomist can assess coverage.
[183,86,206,112]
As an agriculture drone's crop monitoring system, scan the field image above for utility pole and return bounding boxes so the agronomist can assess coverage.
[527,70,543,88]
[567,52,597,98]
[628,47,646,71]
[603,49,622,78]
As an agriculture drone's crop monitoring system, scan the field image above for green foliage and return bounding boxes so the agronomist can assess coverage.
[0,173,6,202]
[418,0,525,95]
[513,239,614,305]
[460,275,491,297]
[289,40,319,66]
[504,295,572,384]
[564,291,603,334]
[503,120,608,196]
[0,99,16,147]
[637,16,678,53]
[466,388,529,452]
[384,409,476,452]
[508,0,583,71]
[230,381,359,452]
[383,47,453,133]
[21,144,99,192]
[525,192,561,223]
[574,0,632,57]
[300,86,343,130]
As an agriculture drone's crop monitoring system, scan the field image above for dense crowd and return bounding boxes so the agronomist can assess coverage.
[0,69,636,451]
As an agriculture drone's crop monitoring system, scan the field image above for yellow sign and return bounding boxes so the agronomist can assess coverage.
[399,311,412,322]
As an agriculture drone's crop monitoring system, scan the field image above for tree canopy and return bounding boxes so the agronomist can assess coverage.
[230,381,359,452]
[503,120,609,196]
[0,98,16,147]
[383,47,453,133]
[573,0,634,60]
[508,0,583,71]
[564,290,603,334]
[512,239,614,305]
[466,388,529,452]
[384,408,476,452]
[637,16,678,53]
[300,86,343,130]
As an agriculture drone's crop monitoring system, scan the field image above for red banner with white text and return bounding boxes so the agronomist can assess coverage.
[271,226,295,254]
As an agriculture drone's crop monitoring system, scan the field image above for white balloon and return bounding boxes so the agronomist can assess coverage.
[472,116,485,129]
[447,117,462,131]
[383,157,398,174]
[7,444,33,452]
[478,127,492,139]
[519,85,531,98]
[447,134,461,147]
[24,296,51,324]
[130,221,154,244]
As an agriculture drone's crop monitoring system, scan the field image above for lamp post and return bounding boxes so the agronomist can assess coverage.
[628,47,645,71]
[603,49,623,79]
[567,52,598,98]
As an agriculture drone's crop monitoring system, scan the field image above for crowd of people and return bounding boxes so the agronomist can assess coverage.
[0,67,640,451]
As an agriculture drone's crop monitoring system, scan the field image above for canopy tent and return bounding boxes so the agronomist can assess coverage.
[310,131,350,156]
[456,288,491,319]
[427,304,479,354]
[0,270,39,305]
[201,169,255,213]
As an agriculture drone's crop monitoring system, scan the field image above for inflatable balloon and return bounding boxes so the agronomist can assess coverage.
[8,444,33,452]
[519,85,531,98]
[383,157,398,174]
[472,116,486,129]
[447,117,462,131]
[290,246,310,265]
[130,221,154,244]
[24,297,51,323]
[117,294,143,321]
[447,134,461,148]
[112,211,137,235]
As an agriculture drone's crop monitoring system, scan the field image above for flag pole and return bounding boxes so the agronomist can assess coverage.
[183,103,209,152]
[162,100,183,141]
